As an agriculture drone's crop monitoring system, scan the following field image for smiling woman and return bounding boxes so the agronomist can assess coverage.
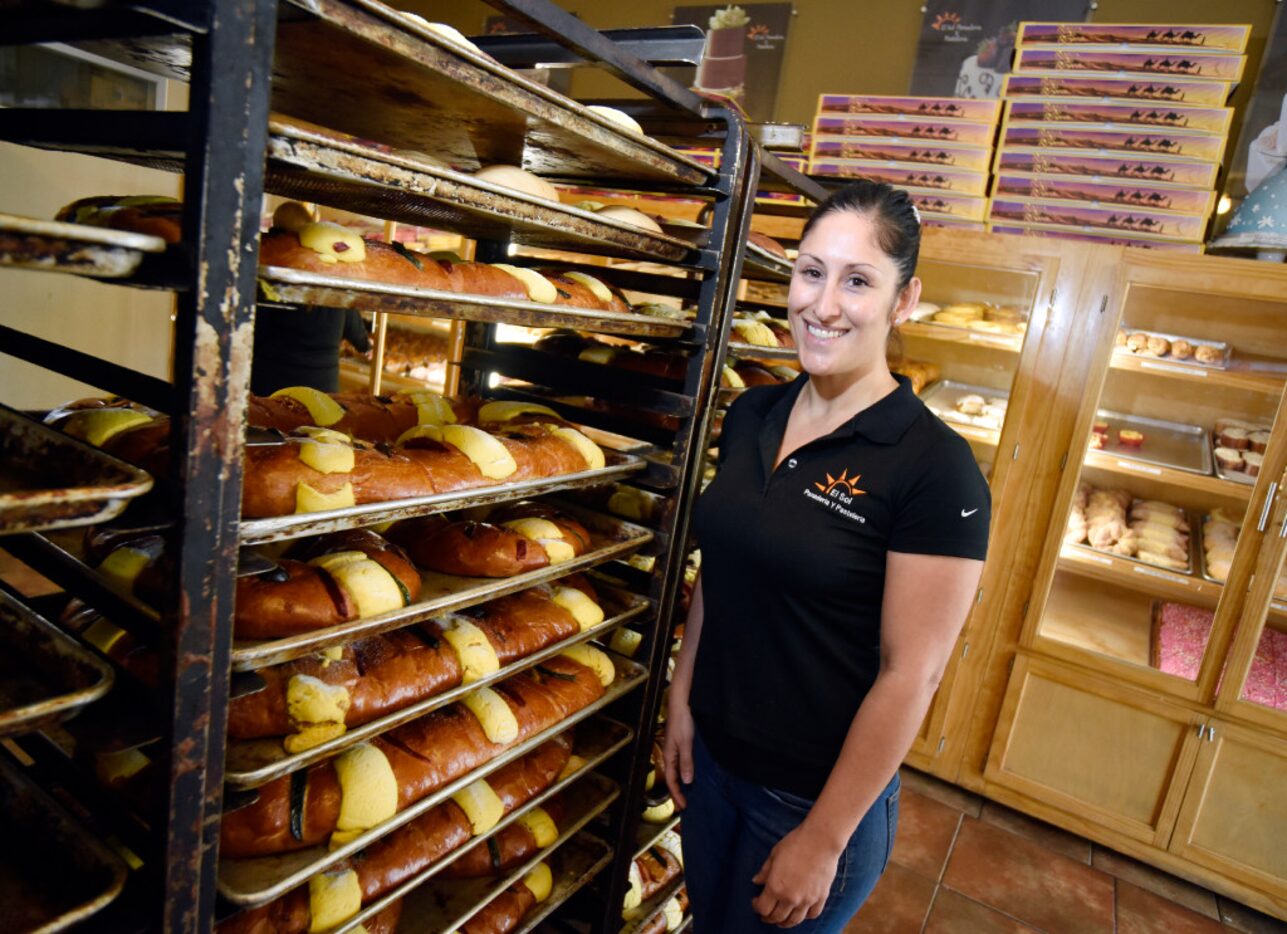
[666,180,990,932]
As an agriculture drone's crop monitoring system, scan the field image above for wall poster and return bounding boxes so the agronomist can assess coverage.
[673,3,793,121]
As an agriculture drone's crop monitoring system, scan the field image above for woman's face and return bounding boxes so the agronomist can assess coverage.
[787,210,920,381]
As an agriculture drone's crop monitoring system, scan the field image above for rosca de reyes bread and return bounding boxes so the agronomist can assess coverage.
[438,795,567,879]
[219,649,613,859]
[55,195,184,244]
[227,576,606,748]
[622,829,684,916]
[455,862,554,934]
[216,737,572,934]
[388,506,593,578]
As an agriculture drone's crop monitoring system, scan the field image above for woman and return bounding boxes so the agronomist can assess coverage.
[665,181,989,931]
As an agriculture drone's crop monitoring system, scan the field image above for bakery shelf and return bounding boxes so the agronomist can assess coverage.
[224,585,649,787]
[216,653,647,906]
[633,810,681,859]
[0,751,128,933]
[1083,450,1253,502]
[0,587,113,738]
[383,776,620,934]
[512,832,616,934]
[1036,572,1155,671]
[258,267,692,341]
[726,342,798,362]
[1109,351,1287,395]
[320,726,627,934]
[0,212,167,279]
[899,320,1023,354]
[237,451,647,546]
[1058,543,1222,607]
[621,870,686,934]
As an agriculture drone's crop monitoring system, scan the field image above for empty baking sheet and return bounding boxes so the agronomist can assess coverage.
[1091,409,1212,476]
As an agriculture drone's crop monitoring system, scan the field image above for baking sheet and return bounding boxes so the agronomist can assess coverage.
[0,211,166,279]
[233,506,652,668]
[217,653,647,905]
[920,380,1011,435]
[511,833,615,934]
[1197,515,1227,585]
[375,775,619,934]
[265,116,697,263]
[1114,327,1230,370]
[0,403,154,535]
[726,342,799,362]
[238,449,646,545]
[324,725,627,934]
[257,266,691,340]
[1066,499,1198,577]
[741,242,793,282]
[621,871,687,932]
[0,588,113,738]
[0,753,127,932]
[1209,426,1269,486]
[1090,408,1212,475]
[634,811,682,859]
[224,585,649,786]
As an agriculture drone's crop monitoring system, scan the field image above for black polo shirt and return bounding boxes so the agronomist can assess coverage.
[690,373,989,797]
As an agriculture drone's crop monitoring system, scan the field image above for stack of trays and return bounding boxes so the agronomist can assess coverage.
[807,95,1001,229]
[989,22,1250,252]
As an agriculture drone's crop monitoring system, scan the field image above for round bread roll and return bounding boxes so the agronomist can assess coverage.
[586,105,644,136]
[594,205,664,235]
[1194,344,1222,365]
[402,15,485,55]
[474,165,561,202]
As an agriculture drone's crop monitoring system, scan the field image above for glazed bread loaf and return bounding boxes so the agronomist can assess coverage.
[388,507,592,578]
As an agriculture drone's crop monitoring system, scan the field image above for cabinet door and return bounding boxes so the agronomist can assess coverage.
[1022,252,1287,704]
[1169,718,1287,905]
[985,654,1203,845]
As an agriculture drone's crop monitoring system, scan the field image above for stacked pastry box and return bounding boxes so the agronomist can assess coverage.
[807,94,1001,230]
[756,153,810,209]
[989,22,1250,252]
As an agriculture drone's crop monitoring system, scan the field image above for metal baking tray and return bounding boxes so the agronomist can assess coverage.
[0,403,154,535]
[1209,425,1269,487]
[1089,409,1212,476]
[225,584,649,786]
[741,242,793,282]
[621,871,687,932]
[1113,328,1230,371]
[920,380,1011,435]
[217,652,647,906]
[511,832,615,934]
[725,342,798,362]
[348,774,620,934]
[1066,502,1198,578]
[237,449,647,545]
[1197,516,1228,585]
[0,753,127,932]
[257,266,691,339]
[0,211,166,279]
[634,811,681,859]
[0,588,113,738]
[264,117,697,263]
[234,506,653,667]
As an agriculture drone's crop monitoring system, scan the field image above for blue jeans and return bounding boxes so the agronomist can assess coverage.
[680,730,899,933]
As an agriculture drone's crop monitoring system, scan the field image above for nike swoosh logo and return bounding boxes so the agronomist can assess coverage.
[961,508,979,518]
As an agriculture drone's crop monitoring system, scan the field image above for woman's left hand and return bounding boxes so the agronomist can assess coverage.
[751,824,842,927]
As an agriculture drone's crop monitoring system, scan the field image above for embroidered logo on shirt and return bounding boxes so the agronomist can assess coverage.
[813,468,866,498]
[961,508,979,518]
[803,467,867,523]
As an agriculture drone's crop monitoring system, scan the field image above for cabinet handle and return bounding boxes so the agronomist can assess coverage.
[1257,482,1278,533]
[1207,726,1216,742]
[1195,723,1206,739]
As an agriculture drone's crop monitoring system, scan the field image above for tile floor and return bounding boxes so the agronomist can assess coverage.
[844,768,1286,934]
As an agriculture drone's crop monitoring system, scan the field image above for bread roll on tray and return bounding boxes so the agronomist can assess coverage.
[388,506,592,578]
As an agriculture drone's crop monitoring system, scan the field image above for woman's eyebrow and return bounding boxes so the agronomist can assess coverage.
[797,252,880,273]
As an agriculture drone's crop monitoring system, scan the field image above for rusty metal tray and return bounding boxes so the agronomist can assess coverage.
[0,753,127,932]
[634,810,681,859]
[265,117,697,263]
[1090,409,1212,476]
[225,584,649,786]
[335,762,622,934]
[725,342,798,362]
[237,449,647,545]
[233,507,653,668]
[741,242,792,282]
[0,403,154,535]
[0,211,166,279]
[257,266,692,340]
[512,832,615,933]
[622,871,686,933]
[217,652,647,906]
[0,588,113,738]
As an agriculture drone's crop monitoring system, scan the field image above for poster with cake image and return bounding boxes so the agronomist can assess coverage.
[673,3,793,121]
[910,0,1089,100]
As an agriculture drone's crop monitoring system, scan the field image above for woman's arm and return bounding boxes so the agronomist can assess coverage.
[663,573,704,808]
[752,551,983,927]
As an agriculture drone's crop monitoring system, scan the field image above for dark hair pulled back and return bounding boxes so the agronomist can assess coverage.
[800,180,921,292]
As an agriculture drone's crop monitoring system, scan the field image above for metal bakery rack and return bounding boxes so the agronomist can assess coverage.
[0,1,815,931]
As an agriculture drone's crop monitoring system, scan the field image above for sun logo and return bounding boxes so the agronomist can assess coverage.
[931,11,961,31]
[748,24,770,39]
[815,468,866,497]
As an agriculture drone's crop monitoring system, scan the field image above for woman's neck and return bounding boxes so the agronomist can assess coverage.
[799,363,899,427]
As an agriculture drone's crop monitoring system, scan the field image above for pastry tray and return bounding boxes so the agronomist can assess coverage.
[224,584,650,786]
[634,810,682,859]
[362,778,620,934]
[237,450,647,545]
[217,654,646,905]
[257,266,692,340]
[920,380,1011,435]
[1114,328,1230,371]
[0,403,154,535]
[0,588,113,738]
[1209,425,1270,487]
[1066,503,1198,578]
[1089,408,1212,476]
[1197,516,1227,585]
[725,341,798,362]
[234,507,653,668]
[0,752,127,932]
[0,211,166,279]
[621,871,686,933]
[263,116,697,263]
[510,833,616,934]
[741,242,793,282]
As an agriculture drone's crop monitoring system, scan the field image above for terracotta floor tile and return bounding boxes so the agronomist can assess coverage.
[1091,846,1219,920]
[898,767,984,818]
[924,888,1040,933]
[942,819,1114,934]
[981,801,1091,865]
[1116,881,1226,934]
[1217,896,1287,934]
[844,863,937,933]
[890,790,962,881]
